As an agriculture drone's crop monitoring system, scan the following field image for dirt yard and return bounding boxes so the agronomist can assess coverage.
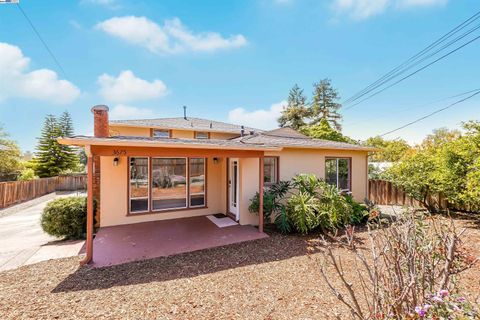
[0,216,479,320]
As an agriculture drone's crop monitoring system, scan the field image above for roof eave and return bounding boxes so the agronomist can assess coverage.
[57,137,282,152]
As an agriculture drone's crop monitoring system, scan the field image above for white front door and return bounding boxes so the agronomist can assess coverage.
[228,158,240,220]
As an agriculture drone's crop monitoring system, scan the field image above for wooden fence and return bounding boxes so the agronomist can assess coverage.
[0,175,87,209]
[368,179,450,210]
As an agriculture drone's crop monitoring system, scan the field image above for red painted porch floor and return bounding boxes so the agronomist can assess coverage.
[91,216,268,268]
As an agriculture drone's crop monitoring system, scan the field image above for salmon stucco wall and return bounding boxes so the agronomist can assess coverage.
[109,125,239,140]
[265,148,369,201]
[109,126,150,137]
[99,156,227,227]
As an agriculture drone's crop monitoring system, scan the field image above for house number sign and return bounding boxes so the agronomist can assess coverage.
[113,149,127,156]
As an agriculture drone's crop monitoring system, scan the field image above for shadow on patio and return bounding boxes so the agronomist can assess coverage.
[52,228,330,293]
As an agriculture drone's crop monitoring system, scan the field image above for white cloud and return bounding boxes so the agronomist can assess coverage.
[227,101,286,130]
[109,104,155,120]
[96,16,247,54]
[0,42,80,104]
[97,70,167,103]
[332,0,447,20]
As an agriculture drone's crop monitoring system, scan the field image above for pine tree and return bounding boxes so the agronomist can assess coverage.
[58,111,79,171]
[34,113,79,178]
[278,84,310,130]
[310,79,342,131]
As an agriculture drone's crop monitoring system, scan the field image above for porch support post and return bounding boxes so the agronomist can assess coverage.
[80,146,94,266]
[259,155,264,233]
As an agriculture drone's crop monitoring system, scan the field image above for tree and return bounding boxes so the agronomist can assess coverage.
[366,136,411,162]
[310,79,342,130]
[301,118,356,143]
[34,114,79,178]
[278,84,310,130]
[58,111,79,171]
[0,125,22,181]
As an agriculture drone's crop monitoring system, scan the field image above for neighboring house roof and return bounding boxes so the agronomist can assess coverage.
[231,127,378,152]
[110,117,261,134]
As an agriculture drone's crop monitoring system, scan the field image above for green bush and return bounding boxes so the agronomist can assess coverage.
[41,196,93,239]
[249,174,371,234]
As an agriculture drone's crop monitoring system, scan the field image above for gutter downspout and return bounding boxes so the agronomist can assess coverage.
[80,145,94,266]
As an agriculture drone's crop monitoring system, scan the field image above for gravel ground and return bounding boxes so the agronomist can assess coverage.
[0,218,478,320]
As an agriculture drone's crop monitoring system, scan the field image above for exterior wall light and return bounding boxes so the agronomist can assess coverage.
[213,157,219,165]
[113,157,119,166]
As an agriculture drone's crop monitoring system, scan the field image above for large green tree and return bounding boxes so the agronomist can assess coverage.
[302,118,355,143]
[310,79,342,130]
[33,113,79,178]
[278,84,309,130]
[366,136,411,162]
[0,126,23,181]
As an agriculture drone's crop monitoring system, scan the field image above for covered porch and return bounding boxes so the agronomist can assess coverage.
[91,215,268,268]
[68,140,281,266]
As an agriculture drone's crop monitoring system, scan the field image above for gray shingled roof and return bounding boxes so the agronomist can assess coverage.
[61,135,280,150]
[231,128,376,151]
[110,117,261,134]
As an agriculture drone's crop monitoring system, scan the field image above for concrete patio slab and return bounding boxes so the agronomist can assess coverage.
[91,216,268,268]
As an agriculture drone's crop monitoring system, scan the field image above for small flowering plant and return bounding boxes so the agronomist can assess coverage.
[412,290,478,319]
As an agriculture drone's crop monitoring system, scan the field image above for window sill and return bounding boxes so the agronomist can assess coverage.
[127,206,208,217]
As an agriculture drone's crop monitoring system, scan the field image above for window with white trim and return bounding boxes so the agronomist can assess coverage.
[325,158,351,192]
[264,157,278,185]
[152,129,170,138]
[195,131,209,139]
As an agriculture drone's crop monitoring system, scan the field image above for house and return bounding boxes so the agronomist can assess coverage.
[59,105,376,265]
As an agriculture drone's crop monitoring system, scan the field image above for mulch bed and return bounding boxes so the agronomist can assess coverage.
[0,220,479,320]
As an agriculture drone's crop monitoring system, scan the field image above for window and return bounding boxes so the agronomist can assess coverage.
[151,158,187,211]
[152,129,170,138]
[195,131,209,139]
[264,157,278,185]
[325,158,351,191]
[129,157,149,213]
[189,158,206,207]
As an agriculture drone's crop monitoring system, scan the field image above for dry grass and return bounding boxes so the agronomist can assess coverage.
[0,218,478,320]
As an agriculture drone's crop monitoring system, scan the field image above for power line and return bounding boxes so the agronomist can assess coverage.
[379,89,480,137]
[16,3,68,79]
[343,88,480,128]
[344,23,480,109]
[344,33,480,111]
[342,9,480,107]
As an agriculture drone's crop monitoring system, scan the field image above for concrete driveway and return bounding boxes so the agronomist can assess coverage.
[0,192,85,271]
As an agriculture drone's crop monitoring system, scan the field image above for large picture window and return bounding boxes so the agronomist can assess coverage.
[129,157,149,213]
[189,158,206,207]
[128,156,207,214]
[325,158,351,192]
[151,158,187,211]
[264,157,278,185]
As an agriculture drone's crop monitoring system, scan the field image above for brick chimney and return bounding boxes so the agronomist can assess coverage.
[91,105,109,138]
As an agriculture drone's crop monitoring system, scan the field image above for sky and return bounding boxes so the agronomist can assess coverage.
[0,0,479,152]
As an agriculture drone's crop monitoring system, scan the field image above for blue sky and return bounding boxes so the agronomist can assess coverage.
[0,0,479,152]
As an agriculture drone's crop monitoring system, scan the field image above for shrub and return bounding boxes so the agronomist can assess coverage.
[320,211,478,319]
[344,195,369,225]
[41,196,93,239]
[18,168,37,181]
[249,180,291,223]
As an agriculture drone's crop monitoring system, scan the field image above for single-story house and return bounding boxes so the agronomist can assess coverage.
[59,105,376,265]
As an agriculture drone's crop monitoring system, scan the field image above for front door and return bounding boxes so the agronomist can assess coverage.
[228,158,240,220]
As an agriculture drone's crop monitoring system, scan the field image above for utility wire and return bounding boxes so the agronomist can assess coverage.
[344,23,480,109]
[344,33,480,111]
[343,87,480,128]
[16,3,68,79]
[342,9,480,107]
[379,89,480,137]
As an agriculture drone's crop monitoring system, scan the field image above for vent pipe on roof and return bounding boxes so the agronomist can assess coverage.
[240,125,245,137]
[183,105,187,120]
